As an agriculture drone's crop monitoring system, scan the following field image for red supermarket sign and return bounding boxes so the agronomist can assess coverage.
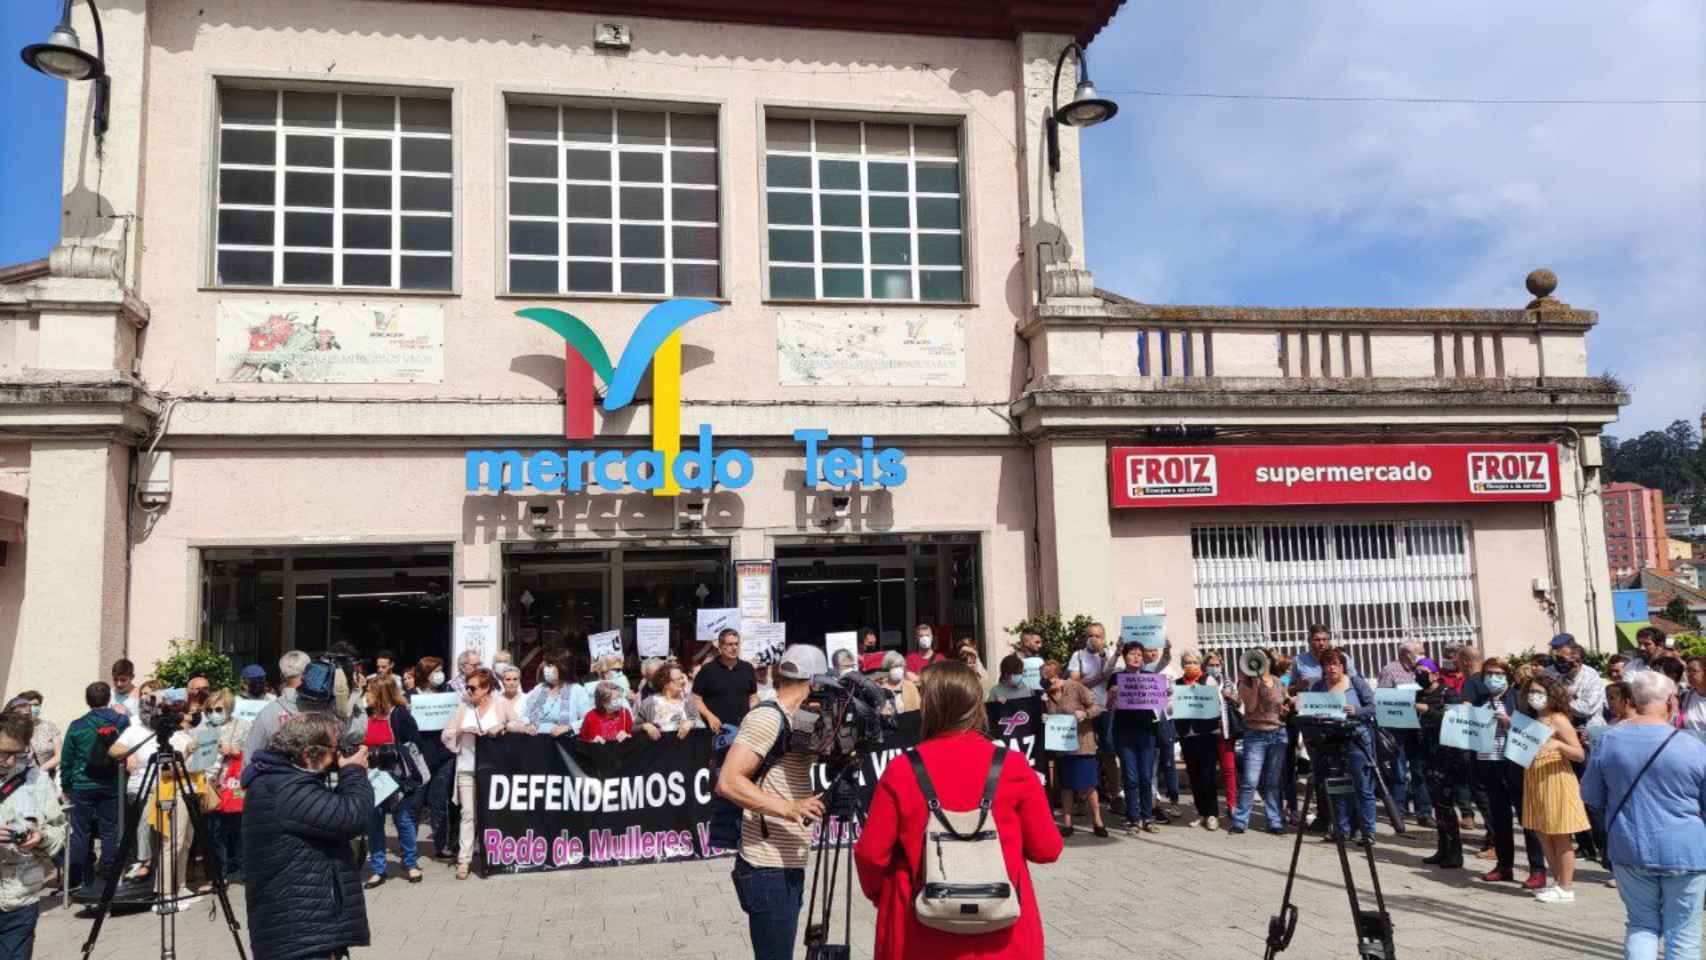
[1109,444,1560,508]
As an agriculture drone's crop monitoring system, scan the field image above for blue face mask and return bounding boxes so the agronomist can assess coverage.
[1484,674,1508,694]
[1279,674,1292,688]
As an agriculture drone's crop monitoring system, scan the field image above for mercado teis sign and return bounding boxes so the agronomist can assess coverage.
[475,698,1043,874]
[465,299,907,496]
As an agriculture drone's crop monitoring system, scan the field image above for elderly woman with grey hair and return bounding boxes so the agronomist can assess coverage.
[875,650,921,713]
[638,662,701,740]
[495,663,526,709]
[447,649,483,694]
[577,682,634,744]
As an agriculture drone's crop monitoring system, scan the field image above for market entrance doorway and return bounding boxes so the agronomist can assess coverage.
[775,536,983,660]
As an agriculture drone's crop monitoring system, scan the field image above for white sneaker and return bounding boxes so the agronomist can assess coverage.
[1205,816,1220,831]
[1604,877,1618,889]
[1534,886,1575,904]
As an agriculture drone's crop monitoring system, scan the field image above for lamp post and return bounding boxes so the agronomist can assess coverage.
[20,0,110,152]
[1046,41,1118,174]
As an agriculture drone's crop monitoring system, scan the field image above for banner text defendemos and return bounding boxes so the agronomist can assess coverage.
[465,427,908,494]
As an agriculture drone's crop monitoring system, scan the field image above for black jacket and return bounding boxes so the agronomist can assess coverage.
[241,750,373,960]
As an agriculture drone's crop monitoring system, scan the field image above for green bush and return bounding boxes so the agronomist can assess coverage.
[152,638,238,693]
[1504,645,1609,675]
[1004,613,1096,664]
[1675,635,1706,658]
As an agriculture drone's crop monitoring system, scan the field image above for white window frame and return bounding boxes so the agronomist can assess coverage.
[762,116,966,303]
[1190,519,1481,672]
[503,102,721,298]
[212,84,456,292]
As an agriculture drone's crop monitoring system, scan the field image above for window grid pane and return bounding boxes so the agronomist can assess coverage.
[214,87,453,291]
[504,103,721,297]
[763,118,964,302]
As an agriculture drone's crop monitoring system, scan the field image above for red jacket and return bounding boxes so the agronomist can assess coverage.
[577,708,632,743]
[853,731,1062,960]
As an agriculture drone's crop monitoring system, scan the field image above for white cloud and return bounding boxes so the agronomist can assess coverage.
[1081,0,1706,435]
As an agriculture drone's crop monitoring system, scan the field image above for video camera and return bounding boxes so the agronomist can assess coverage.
[141,688,191,743]
[790,671,896,762]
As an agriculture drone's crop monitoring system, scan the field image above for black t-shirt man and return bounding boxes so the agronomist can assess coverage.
[693,631,759,730]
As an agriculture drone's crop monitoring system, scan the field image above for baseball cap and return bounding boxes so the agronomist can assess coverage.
[240,664,267,680]
[1549,633,1575,649]
[776,644,828,681]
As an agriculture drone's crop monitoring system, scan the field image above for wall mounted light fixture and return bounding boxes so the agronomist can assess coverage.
[20,0,110,153]
[1046,41,1118,174]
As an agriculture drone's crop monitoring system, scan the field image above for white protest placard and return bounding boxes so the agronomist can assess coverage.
[1021,656,1044,691]
[1503,711,1556,768]
[409,692,460,732]
[189,728,222,773]
[453,615,498,667]
[1043,714,1078,752]
[736,561,774,621]
[1296,691,1347,718]
[1439,704,1497,753]
[1170,684,1220,720]
[742,621,787,665]
[1141,598,1166,616]
[1374,688,1420,729]
[825,631,858,665]
[695,608,742,643]
[636,619,671,658]
[369,770,400,806]
[588,629,622,662]
[233,698,267,722]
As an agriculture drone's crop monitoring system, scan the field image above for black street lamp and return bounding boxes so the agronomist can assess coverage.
[1046,41,1118,174]
[20,0,110,150]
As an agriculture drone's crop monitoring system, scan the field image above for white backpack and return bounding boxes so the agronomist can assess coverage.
[903,746,1020,935]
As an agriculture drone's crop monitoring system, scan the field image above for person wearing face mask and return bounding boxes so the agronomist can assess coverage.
[4,693,58,779]
[858,628,886,674]
[354,677,424,887]
[987,656,1033,703]
[1071,625,1120,807]
[410,655,459,863]
[1547,638,1606,867]
[237,663,273,705]
[831,649,858,678]
[441,668,524,879]
[197,690,248,886]
[1467,657,1548,889]
[1518,673,1590,903]
[1044,667,1107,837]
[876,652,922,713]
[1230,651,1290,835]
[1109,641,1170,833]
[903,625,948,679]
[0,707,66,956]
[1377,642,1435,828]
[1173,653,1226,830]
[522,651,589,737]
[1308,650,1380,847]
[1413,660,1468,870]
[1203,653,1241,817]
[242,713,372,960]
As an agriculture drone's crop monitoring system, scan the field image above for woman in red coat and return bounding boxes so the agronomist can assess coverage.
[854,661,1063,960]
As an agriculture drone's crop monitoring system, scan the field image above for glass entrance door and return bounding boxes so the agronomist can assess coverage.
[776,538,983,660]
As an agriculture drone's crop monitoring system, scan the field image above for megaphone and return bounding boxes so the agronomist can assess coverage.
[1239,647,1272,678]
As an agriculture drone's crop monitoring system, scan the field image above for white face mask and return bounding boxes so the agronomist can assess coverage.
[207,710,229,726]
[429,670,446,687]
[542,666,559,685]
[1527,692,1549,712]
[917,634,933,650]
[888,666,905,683]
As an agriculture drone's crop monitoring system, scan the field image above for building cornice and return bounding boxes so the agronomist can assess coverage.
[1021,301,1598,337]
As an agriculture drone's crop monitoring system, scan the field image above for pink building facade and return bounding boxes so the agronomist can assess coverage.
[0,0,1625,723]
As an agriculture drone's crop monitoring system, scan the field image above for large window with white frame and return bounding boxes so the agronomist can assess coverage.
[504,101,720,297]
[763,116,964,303]
[213,85,455,291]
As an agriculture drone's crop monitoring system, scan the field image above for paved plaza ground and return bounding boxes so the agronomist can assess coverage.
[39,812,1632,960]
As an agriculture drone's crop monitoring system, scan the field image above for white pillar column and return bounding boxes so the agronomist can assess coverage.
[1549,440,1615,652]
[1034,439,1112,622]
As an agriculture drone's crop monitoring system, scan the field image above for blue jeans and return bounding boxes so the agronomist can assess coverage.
[1156,719,1180,801]
[1612,865,1706,960]
[1115,733,1159,823]
[1234,728,1287,831]
[1393,734,1433,820]
[0,901,37,960]
[1331,726,1379,838]
[368,802,419,875]
[67,789,120,890]
[731,856,804,960]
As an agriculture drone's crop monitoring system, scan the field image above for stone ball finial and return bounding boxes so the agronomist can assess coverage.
[1526,269,1558,299]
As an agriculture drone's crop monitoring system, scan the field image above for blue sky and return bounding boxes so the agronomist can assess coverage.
[2,2,1701,436]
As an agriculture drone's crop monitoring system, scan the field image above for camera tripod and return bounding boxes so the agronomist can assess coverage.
[802,757,864,960]
[1265,728,1403,960]
[79,728,248,960]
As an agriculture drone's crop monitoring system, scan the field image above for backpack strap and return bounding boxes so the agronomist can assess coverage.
[906,746,1008,840]
[746,701,791,841]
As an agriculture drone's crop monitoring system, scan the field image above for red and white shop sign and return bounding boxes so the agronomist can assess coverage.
[1109,444,1560,508]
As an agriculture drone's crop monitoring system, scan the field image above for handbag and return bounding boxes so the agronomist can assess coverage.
[216,755,245,814]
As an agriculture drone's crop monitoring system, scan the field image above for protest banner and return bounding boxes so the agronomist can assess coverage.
[233,698,267,722]
[1374,688,1420,729]
[370,770,401,806]
[1114,672,1169,711]
[1170,684,1220,721]
[1296,692,1347,718]
[1043,714,1078,752]
[1439,704,1497,753]
[588,630,622,661]
[411,692,461,732]
[636,619,670,658]
[475,697,1047,875]
[1119,615,1166,649]
[1503,711,1556,768]
[1021,656,1044,691]
[695,608,741,643]
[741,621,786,664]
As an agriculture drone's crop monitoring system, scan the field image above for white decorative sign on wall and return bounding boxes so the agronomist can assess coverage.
[216,301,444,383]
[778,313,965,387]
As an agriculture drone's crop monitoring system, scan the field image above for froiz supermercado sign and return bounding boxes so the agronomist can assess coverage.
[1109,443,1559,508]
[467,300,907,493]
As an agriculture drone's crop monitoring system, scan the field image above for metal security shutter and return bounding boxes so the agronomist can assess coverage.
[1191,520,1479,672]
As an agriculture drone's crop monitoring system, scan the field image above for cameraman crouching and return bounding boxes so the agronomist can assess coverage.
[716,645,827,960]
[242,713,373,960]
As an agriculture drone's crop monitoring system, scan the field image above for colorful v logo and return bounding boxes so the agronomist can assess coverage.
[518,298,721,496]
